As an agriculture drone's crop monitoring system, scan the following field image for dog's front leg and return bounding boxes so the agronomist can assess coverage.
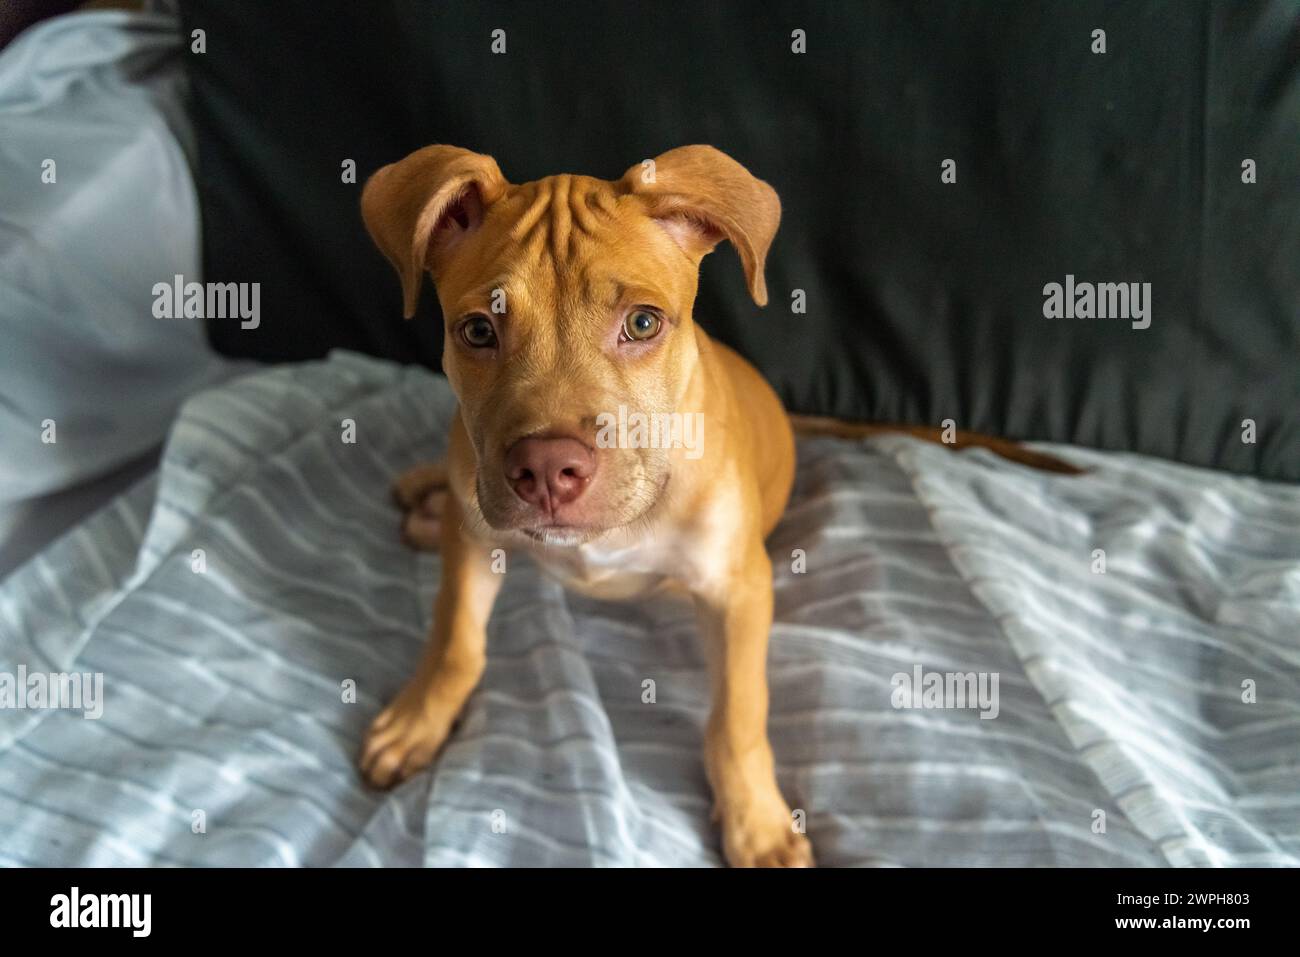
[693,546,814,867]
[361,493,502,789]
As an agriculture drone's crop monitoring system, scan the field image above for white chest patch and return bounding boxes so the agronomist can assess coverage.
[521,529,700,600]
[509,490,744,602]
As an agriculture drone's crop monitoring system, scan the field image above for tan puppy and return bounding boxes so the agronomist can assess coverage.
[359,144,810,866]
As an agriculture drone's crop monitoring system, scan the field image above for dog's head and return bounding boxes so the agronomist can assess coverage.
[362,145,779,545]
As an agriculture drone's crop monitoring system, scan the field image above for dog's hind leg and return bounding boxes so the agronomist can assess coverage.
[392,461,449,550]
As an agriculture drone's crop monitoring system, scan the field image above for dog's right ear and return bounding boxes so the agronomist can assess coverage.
[361,146,509,318]
[619,145,780,307]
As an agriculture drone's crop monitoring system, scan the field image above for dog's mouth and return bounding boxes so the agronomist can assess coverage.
[475,465,671,546]
[519,525,597,547]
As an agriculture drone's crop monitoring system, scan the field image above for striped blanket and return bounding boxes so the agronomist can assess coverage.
[1,352,1296,866]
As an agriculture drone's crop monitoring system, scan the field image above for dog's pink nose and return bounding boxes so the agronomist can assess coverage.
[504,437,596,510]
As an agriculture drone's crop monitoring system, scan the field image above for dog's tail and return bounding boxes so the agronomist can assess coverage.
[789,414,1085,475]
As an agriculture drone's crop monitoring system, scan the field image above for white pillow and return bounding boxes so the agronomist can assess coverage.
[0,9,244,566]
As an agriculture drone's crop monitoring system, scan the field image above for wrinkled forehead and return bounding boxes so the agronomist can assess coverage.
[437,174,696,313]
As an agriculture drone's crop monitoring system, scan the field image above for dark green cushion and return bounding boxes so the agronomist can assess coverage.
[179,0,1299,480]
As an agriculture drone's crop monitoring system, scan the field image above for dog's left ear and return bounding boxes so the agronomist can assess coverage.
[361,145,509,318]
[620,145,781,306]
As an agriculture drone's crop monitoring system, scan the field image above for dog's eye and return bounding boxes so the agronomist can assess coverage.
[622,309,662,342]
[459,315,498,349]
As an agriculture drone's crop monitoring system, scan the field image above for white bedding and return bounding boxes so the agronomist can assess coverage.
[1,352,1294,867]
[0,7,244,576]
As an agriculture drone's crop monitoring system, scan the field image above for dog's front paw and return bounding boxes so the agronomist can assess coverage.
[392,462,448,551]
[359,693,454,789]
[719,799,816,868]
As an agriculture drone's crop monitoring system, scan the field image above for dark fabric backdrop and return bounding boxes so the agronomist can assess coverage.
[178,0,1299,480]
